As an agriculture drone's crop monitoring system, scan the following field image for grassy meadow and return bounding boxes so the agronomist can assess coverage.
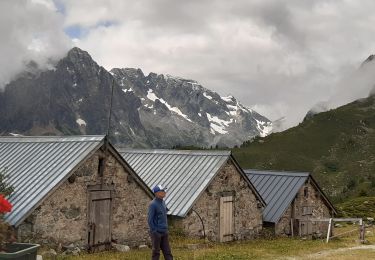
[54,226,375,260]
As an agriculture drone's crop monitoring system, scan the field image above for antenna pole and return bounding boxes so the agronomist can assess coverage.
[106,78,115,139]
[100,78,115,182]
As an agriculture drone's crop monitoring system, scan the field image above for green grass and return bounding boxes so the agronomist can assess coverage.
[56,227,375,260]
[233,95,375,202]
[337,196,375,219]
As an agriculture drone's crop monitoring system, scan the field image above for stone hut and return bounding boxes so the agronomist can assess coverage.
[1,136,153,250]
[119,149,265,242]
[245,170,337,237]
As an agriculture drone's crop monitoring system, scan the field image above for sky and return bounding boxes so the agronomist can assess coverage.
[2,0,375,130]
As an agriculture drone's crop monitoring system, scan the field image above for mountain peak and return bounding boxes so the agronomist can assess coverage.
[65,47,96,64]
[361,54,375,67]
[68,47,91,56]
[365,54,375,62]
[61,47,102,75]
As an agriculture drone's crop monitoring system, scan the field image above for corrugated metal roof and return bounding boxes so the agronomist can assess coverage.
[0,135,105,226]
[118,149,231,217]
[244,169,309,223]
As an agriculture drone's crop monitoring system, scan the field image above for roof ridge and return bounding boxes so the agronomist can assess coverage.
[118,148,231,156]
[0,135,105,143]
[244,169,310,177]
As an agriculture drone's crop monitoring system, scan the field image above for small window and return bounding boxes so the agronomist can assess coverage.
[304,187,309,198]
[98,158,105,176]
[302,206,313,215]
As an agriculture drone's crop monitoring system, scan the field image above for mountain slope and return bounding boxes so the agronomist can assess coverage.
[0,47,271,148]
[111,68,271,147]
[233,95,375,202]
[0,47,149,146]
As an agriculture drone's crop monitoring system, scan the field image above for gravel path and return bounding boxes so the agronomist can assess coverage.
[281,245,375,260]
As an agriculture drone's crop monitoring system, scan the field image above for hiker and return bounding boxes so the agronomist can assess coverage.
[148,185,173,260]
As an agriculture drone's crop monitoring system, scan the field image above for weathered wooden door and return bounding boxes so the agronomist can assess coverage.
[219,196,234,242]
[298,220,313,236]
[87,186,113,251]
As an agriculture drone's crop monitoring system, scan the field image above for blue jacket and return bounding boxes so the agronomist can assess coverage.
[148,197,168,233]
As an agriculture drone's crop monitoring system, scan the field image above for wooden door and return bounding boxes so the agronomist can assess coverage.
[219,196,234,242]
[298,220,313,236]
[88,188,112,251]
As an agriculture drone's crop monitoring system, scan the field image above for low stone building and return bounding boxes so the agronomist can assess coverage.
[245,170,337,237]
[1,136,153,250]
[119,149,265,242]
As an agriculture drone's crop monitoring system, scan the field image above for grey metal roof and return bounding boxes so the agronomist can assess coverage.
[0,135,105,226]
[244,169,309,223]
[118,149,232,217]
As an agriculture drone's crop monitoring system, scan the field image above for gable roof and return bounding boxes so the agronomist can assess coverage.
[0,136,152,227]
[118,149,265,217]
[244,169,336,223]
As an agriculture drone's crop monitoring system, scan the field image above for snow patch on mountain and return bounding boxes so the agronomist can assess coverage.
[147,89,192,122]
[9,133,23,137]
[206,113,233,134]
[203,92,213,100]
[221,95,234,102]
[122,88,133,93]
[226,105,238,116]
[255,119,273,137]
[144,103,153,109]
[109,65,273,147]
[76,118,87,126]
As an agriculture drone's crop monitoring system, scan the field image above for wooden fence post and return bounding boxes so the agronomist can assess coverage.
[326,218,332,243]
[359,219,365,243]
[291,219,294,238]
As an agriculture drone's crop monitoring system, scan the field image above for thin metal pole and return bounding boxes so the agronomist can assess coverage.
[191,209,206,241]
[106,78,115,139]
[100,78,115,182]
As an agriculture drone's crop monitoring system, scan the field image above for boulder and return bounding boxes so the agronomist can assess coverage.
[113,243,130,252]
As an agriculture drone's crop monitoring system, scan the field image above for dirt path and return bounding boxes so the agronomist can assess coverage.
[281,245,375,259]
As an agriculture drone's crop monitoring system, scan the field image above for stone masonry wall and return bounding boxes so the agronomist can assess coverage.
[170,160,263,242]
[275,204,293,236]
[17,148,151,248]
[275,180,332,236]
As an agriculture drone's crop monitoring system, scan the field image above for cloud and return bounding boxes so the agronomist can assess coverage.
[0,0,71,88]
[5,0,375,130]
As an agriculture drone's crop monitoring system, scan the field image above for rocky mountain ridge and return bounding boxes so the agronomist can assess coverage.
[0,47,272,148]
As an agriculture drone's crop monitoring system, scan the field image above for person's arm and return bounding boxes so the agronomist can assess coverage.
[148,203,157,233]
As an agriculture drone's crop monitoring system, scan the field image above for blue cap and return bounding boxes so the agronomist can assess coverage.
[152,185,167,193]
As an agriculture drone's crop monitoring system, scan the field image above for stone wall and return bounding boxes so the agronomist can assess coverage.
[275,179,332,236]
[170,160,263,242]
[275,205,292,235]
[17,148,151,248]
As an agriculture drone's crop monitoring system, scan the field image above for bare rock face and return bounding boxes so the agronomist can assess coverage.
[0,47,272,148]
[0,47,148,147]
[110,68,272,147]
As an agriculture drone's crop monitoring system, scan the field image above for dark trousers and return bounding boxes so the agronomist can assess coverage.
[150,232,173,260]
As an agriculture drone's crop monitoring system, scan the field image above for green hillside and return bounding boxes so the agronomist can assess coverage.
[233,95,375,202]
[337,196,375,219]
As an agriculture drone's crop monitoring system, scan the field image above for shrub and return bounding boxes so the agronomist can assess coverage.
[0,168,13,196]
[324,161,339,172]
[0,168,15,252]
[359,189,368,197]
